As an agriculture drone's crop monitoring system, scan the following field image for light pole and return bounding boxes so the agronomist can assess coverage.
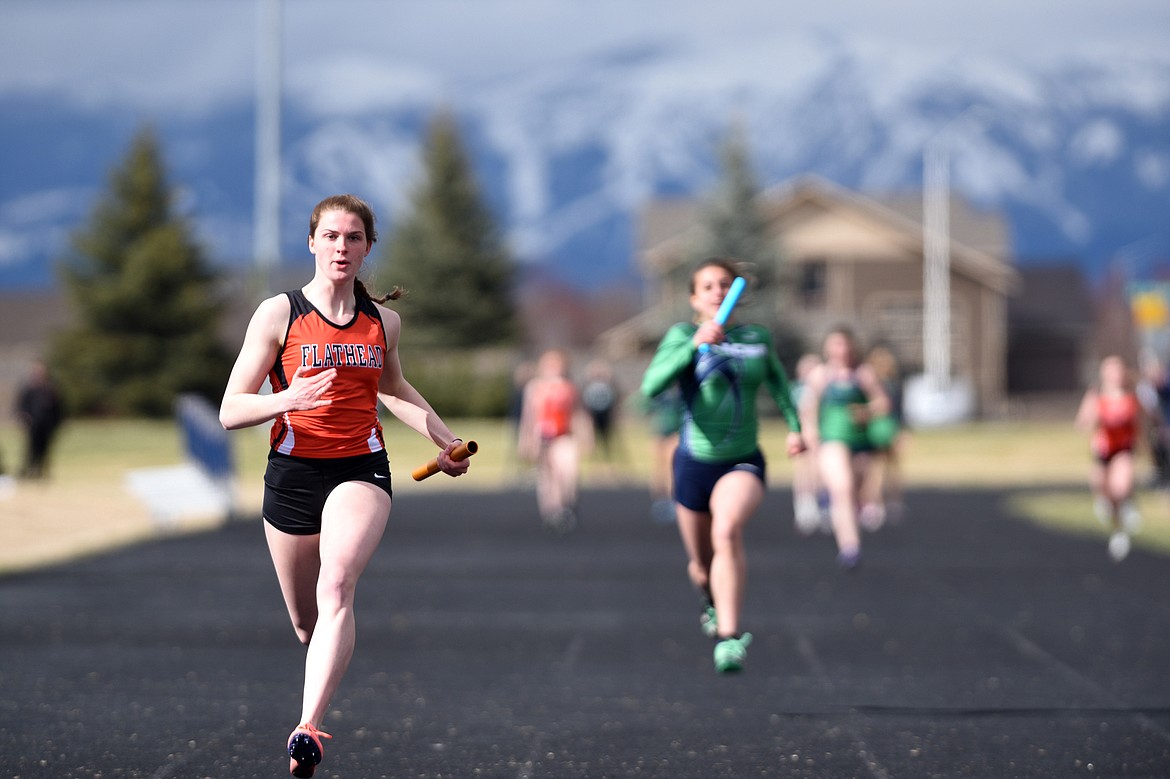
[907,106,989,426]
[922,135,951,393]
[922,105,990,391]
[254,0,283,295]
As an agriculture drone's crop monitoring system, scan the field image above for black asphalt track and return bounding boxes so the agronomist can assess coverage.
[2,486,1170,778]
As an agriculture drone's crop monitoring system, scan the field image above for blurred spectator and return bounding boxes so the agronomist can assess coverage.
[14,360,65,480]
[1136,354,1170,487]
[581,358,626,469]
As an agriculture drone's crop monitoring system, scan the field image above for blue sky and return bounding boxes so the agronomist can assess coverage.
[4,0,1168,119]
[1,0,1167,289]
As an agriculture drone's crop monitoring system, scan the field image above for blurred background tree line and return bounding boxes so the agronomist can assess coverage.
[48,114,790,419]
[50,129,233,416]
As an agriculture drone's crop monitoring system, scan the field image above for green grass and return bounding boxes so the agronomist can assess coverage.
[0,417,1095,491]
[1005,490,1170,557]
[0,418,187,480]
[3,416,1166,557]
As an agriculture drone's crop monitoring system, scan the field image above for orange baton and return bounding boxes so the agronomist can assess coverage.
[411,440,478,481]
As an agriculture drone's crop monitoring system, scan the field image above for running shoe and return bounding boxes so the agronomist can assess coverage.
[793,495,821,536]
[541,507,578,534]
[1093,496,1111,526]
[700,604,718,639]
[836,547,862,571]
[816,490,832,533]
[556,507,578,533]
[1120,501,1142,534]
[650,498,677,525]
[288,722,332,778]
[1108,531,1131,563]
[713,633,753,673]
[859,502,886,531]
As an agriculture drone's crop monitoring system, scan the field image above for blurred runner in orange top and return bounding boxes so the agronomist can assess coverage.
[518,348,592,531]
[1076,354,1144,562]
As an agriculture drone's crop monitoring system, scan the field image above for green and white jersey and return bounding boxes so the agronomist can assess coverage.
[641,322,801,463]
[818,370,871,450]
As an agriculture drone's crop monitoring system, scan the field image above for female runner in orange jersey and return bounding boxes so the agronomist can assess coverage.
[1075,355,1144,562]
[220,194,469,777]
[516,348,593,531]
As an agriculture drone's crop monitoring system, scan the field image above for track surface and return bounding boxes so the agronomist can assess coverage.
[2,486,1169,778]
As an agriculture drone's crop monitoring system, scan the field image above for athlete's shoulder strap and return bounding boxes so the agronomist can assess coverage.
[356,294,388,348]
[285,289,313,319]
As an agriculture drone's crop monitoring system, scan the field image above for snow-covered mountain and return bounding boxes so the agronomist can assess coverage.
[2,34,1168,292]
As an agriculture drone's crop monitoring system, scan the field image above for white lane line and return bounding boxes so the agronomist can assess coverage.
[918,568,1170,745]
[794,631,893,779]
[988,618,1170,743]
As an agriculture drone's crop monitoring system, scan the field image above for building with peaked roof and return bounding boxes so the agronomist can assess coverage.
[599,174,1021,417]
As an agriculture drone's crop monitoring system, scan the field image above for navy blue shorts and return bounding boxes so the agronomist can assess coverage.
[263,449,392,536]
[672,448,766,513]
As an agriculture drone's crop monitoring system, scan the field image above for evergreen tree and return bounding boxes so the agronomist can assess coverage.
[377,112,517,348]
[693,124,780,288]
[49,127,233,416]
[691,125,803,363]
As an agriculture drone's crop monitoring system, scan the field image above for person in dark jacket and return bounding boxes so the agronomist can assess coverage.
[15,360,64,480]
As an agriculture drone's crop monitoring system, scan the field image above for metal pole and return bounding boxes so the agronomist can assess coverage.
[922,138,950,392]
[254,0,282,293]
[921,106,990,393]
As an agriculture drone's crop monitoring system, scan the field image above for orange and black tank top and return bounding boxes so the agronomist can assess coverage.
[1092,391,1138,459]
[537,378,577,440]
[268,289,387,458]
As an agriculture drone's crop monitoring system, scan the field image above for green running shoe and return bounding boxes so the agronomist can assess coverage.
[699,605,718,638]
[713,632,753,673]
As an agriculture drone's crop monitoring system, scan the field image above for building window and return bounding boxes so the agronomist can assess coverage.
[799,260,827,308]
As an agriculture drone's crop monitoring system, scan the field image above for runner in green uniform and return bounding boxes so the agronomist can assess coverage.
[799,326,890,570]
[791,353,826,535]
[641,258,806,673]
[640,385,685,524]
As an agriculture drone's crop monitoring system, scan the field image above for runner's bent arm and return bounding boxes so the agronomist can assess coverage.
[762,338,802,434]
[1074,389,1098,431]
[762,339,807,456]
[375,304,464,455]
[219,295,337,430]
[798,365,826,447]
[641,324,697,398]
[856,364,891,419]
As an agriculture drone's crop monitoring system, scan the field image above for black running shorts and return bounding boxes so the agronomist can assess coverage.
[263,449,392,535]
[672,448,766,513]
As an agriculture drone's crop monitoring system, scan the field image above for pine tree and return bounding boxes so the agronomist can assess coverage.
[693,124,780,288]
[376,112,517,348]
[49,126,233,416]
[692,125,803,363]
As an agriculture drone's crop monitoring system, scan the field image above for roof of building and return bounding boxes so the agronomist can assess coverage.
[637,173,1018,292]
